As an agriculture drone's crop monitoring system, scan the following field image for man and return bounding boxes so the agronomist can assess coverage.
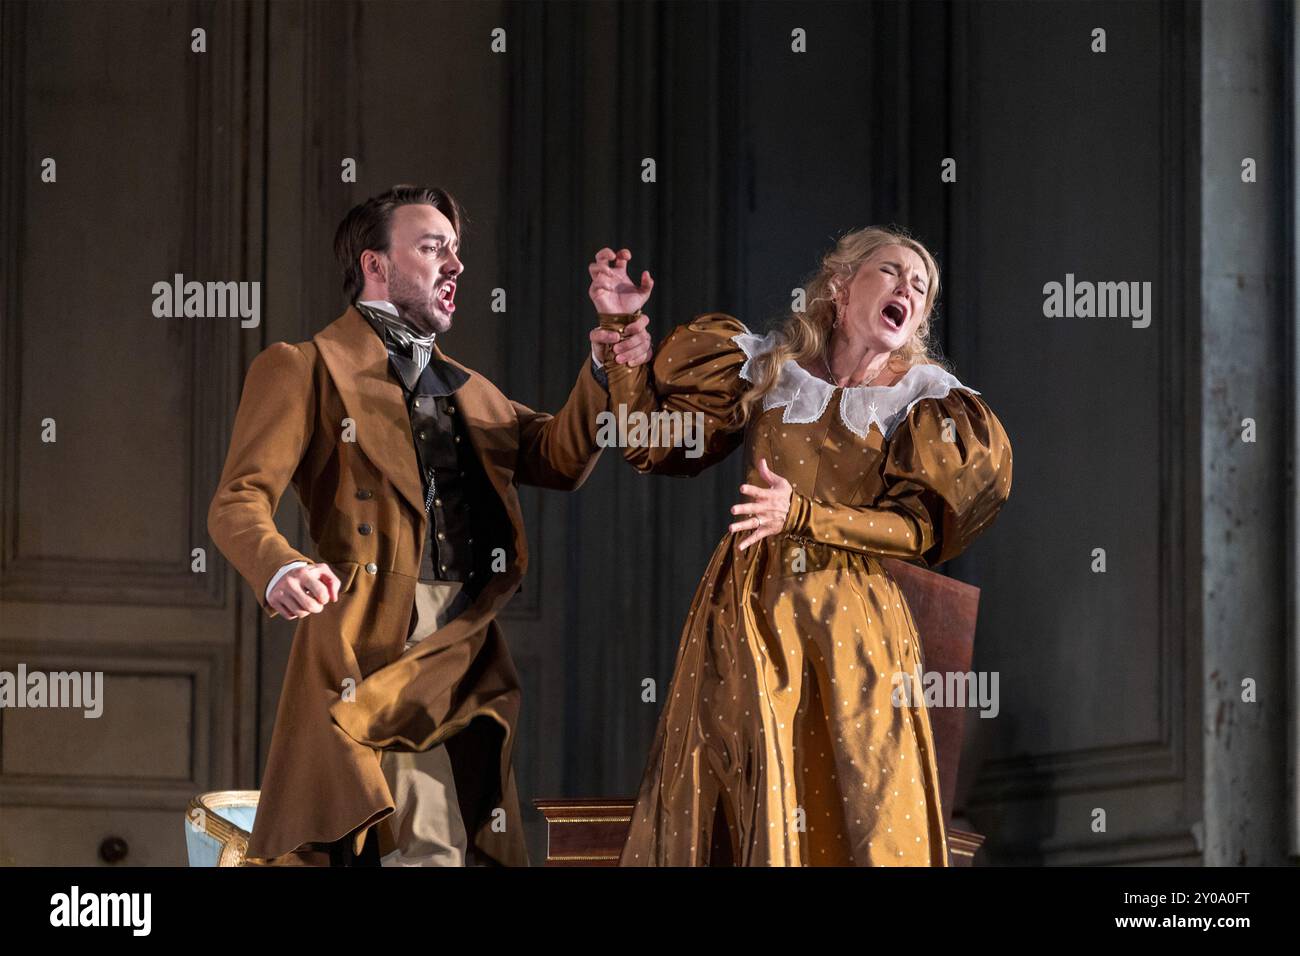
[207,184,651,865]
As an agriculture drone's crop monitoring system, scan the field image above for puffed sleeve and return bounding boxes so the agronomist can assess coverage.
[781,387,1013,567]
[598,311,751,476]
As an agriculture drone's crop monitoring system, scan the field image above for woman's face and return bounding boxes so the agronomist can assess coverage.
[837,243,930,354]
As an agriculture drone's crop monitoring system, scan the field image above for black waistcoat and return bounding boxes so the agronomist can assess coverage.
[356,305,509,597]
[408,366,479,585]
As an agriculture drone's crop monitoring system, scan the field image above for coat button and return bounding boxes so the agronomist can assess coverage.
[358,523,373,535]
[414,399,421,408]
[418,430,427,440]
[355,489,373,500]
[433,498,442,508]
[436,531,445,541]
[365,562,378,574]
[454,435,461,443]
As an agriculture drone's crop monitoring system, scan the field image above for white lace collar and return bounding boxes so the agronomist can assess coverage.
[731,327,978,439]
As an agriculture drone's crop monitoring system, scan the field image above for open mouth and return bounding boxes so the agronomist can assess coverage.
[881,302,906,330]
[437,282,456,313]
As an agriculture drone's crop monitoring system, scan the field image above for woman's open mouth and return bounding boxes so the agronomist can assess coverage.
[437,282,456,313]
[881,302,906,330]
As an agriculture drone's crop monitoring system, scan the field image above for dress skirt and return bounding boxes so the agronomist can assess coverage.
[619,531,950,866]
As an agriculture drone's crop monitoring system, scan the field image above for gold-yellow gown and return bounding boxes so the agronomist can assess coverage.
[600,312,1014,866]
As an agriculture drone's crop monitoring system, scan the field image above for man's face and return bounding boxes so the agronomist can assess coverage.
[374,203,462,334]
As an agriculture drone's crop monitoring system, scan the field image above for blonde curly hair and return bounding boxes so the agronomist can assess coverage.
[735,225,952,428]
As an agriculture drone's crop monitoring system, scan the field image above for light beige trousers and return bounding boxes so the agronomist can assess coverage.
[378,580,472,867]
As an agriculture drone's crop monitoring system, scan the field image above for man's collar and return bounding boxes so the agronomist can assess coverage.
[357,298,428,335]
[354,301,467,396]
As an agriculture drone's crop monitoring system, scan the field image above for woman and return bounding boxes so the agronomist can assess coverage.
[588,228,1013,866]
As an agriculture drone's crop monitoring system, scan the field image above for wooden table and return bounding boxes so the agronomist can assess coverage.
[534,798,983,866]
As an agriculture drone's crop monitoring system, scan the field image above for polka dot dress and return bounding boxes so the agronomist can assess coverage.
[604,313,1014,867]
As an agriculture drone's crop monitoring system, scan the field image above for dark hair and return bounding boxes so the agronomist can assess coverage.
[333,184,466,303]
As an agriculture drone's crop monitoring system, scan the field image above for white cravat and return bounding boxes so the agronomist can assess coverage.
[358,299,437,376]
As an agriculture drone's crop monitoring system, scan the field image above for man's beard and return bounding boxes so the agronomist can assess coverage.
[385,260,448,335]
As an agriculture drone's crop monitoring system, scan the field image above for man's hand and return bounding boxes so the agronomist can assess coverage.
[269,562,342,619]
[729,458,793,551]
[589,311,652,367]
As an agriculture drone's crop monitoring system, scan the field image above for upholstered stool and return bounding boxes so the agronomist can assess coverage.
[184,790,259,867]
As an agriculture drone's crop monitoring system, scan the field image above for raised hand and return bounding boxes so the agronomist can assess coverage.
[268,562,341,620]
[588,247,654,315]
[729,458,793,551]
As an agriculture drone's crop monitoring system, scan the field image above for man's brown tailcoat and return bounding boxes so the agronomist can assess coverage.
[208,305,607,865]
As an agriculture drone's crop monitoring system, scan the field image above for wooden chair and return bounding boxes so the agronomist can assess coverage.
[535,558,986,865]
